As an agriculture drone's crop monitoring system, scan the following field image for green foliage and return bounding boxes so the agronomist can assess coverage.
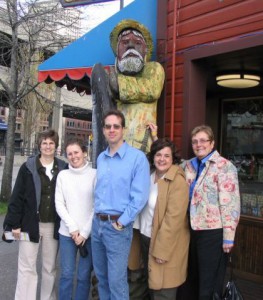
[0,202,7,215]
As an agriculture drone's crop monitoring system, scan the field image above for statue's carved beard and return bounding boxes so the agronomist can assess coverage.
[117,49,144,75]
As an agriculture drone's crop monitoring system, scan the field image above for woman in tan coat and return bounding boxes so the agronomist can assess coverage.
[134,138,190,299]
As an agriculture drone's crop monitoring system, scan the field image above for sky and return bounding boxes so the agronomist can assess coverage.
[14,0,135,35]
[81,0,134,32]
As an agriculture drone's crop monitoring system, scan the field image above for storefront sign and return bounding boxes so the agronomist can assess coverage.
[60,0,115,8]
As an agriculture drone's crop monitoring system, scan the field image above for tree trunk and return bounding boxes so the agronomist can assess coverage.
[0,104,17,202]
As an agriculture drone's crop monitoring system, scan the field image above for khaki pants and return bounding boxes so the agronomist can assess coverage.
[15,222,58,300]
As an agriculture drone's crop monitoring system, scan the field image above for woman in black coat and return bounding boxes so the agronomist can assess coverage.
[3,129,67,300]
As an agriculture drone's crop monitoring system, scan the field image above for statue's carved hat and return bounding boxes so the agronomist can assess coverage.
[110,19,153,62]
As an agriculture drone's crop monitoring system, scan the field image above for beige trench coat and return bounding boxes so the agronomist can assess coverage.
[129,165,190,290]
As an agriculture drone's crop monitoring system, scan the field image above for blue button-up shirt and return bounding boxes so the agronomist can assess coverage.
[94,142,150,226]
[189,150,215,201]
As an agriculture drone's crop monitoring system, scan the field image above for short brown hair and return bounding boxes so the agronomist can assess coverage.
[65,138,87,153]
[103,109,125,128]
[37,129,59,150]
[191,125,214,142]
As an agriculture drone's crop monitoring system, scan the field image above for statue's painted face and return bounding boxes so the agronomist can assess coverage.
[116,30,147,75]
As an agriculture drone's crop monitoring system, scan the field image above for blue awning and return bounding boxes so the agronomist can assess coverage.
[38,0,157,93]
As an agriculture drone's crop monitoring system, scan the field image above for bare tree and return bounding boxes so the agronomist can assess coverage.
[0,0,82,202]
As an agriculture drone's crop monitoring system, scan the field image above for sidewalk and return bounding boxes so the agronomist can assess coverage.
[0,216,18,300]
[1,211,263,300]
[0,214,59,300]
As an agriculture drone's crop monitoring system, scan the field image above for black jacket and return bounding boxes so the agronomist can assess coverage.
[3,155,67,243]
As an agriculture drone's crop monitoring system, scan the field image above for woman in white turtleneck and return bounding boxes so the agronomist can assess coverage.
[55,138,96,300]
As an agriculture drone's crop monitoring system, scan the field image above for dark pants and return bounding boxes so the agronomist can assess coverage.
[129,268,150,300]
[178,228,227,300]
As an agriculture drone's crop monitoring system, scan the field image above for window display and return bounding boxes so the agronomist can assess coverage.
[221,97,263,218]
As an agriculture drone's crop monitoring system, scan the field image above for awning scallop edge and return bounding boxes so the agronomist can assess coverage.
[38,68,93,83]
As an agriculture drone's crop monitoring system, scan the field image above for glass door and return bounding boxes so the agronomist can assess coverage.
[221,97,263,218]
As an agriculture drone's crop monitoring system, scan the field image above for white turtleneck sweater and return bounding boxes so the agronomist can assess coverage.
[55,162,96,239]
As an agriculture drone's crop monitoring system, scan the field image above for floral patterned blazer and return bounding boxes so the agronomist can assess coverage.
[182,151,241,242]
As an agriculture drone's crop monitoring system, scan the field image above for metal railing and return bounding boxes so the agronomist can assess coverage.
[20,147,39,156]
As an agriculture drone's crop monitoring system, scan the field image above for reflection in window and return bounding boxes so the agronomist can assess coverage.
[221,98,263,218]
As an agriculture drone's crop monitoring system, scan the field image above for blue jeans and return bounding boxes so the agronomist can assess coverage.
[59,234,93,300]
[91,216,133,300]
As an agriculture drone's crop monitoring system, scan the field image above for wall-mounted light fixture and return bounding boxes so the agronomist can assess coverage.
[216,73,261,88]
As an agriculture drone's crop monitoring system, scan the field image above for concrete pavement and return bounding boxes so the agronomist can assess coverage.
[0,214,19,300]
[0,157,26,298]
[0,214,60,300]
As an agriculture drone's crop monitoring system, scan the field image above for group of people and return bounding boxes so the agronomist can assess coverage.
[3,108,240,300]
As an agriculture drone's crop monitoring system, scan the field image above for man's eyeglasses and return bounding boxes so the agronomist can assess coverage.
[104,124,122,130]
[191,139,211,145]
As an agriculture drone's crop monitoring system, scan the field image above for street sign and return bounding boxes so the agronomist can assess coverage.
[60,0,116,8]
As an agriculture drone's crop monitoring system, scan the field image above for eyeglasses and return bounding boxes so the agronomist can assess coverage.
[191,139,211,145]
[104,124,122,130]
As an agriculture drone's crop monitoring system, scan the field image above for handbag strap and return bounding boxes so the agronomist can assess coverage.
[213,252,232,296]
[228,254,235,281]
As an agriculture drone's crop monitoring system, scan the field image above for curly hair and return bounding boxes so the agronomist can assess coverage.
[147,138,181,169]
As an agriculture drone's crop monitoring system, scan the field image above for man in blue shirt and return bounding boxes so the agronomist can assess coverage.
[91,109,150,300]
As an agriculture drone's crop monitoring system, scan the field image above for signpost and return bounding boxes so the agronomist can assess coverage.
[60,0,116,8]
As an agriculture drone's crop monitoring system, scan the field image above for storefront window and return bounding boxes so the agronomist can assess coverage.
[221,97,263,219]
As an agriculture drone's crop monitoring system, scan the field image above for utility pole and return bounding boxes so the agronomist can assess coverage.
[52,86,63,155]
[120,0,124,9]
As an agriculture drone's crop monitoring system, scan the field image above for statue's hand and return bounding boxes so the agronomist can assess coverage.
[108,66,119,99]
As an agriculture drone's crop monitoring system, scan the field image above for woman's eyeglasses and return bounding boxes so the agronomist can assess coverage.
[191,139,210,145]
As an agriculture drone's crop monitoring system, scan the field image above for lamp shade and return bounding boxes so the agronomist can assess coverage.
[216,73,261,88]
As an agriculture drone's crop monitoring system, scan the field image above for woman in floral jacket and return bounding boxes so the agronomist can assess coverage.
[181,125,240,300]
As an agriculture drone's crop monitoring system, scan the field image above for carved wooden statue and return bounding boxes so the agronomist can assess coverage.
[91,19,165,167]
